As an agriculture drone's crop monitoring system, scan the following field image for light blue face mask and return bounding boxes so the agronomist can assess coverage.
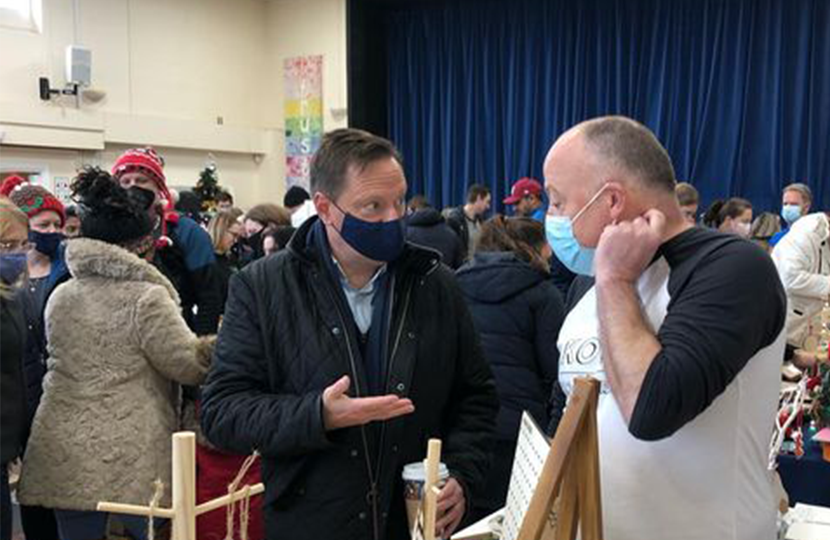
[781,204,802,226]
[545,186,609,276]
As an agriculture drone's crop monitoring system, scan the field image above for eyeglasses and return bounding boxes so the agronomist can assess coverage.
[0,241,35,253]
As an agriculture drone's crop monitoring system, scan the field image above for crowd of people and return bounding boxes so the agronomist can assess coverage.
[0,117,824,540]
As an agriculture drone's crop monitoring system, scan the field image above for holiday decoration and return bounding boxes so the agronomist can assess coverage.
[194,155,224,213]
[771,298,830,466]
[770,378,808,467]
[806,300,830,429]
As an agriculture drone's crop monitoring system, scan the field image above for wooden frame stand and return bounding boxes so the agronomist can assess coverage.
[97,431,264,540]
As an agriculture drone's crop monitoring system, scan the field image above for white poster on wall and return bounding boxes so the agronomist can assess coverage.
[54,176,72,204]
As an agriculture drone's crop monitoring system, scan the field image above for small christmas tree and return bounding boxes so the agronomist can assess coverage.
[194,157,222,212]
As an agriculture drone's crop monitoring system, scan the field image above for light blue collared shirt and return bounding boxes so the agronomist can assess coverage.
[332,259,387,334]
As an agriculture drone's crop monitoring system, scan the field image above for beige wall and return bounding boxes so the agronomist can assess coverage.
[260,0,349,203]
[263,0,349,128]
[0,0,348,210]
[0,0,268,124]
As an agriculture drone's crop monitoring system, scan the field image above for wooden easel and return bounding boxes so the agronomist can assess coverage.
[412,438,442,540]
[516,377,602,540]
[97,431,264,540]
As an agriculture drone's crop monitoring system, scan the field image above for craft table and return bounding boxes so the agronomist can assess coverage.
[778,439,830,508]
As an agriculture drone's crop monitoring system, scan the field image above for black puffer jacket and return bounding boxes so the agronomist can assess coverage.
[406,208,464,269]
[200,217,498,540]
[456,252,565,513]
[1,295,27,463]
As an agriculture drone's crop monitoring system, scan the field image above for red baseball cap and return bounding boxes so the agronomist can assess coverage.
[503,178,543,205]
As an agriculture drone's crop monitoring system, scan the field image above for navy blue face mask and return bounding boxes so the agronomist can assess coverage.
[332,202,405,262]
[29,231,65,258]
[0,253,28,285]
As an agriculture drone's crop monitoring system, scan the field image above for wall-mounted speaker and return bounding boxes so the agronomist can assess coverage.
[65,45,91,86]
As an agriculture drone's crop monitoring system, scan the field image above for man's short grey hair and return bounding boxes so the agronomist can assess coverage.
[783,182,813,204]
[579,116,676,193]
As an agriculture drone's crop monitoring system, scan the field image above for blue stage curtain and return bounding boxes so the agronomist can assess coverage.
[387,0,830,214]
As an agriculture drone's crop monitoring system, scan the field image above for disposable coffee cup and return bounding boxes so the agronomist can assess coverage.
[402,461,450,533]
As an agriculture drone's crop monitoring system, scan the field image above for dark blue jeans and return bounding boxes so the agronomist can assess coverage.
[54,509,165,540]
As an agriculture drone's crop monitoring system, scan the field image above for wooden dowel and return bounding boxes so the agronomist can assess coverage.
[96,501,175,519]
[194,483,265,516]
[423,439,442,540]
[172,432,197,540]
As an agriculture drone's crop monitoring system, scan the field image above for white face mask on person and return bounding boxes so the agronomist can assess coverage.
[735,222,751,238]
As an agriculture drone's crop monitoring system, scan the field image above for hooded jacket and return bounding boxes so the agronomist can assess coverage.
[405,208,464,269]
[456,252,565,511]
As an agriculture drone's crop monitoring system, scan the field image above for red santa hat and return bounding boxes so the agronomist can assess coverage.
[0,175,27,197]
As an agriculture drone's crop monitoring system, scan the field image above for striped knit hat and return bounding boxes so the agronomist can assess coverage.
[0,175,66,226]
[111,147,173,205]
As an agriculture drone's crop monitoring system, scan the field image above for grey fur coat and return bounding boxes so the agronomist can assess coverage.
[18,238,214,511]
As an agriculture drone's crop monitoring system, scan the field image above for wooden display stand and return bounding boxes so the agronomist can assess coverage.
[453,377,602,540]
[517,377,602,540]
[412,438,443,540]
[97,432,264,540]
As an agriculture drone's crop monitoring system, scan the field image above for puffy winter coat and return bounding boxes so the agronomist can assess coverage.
[771,213,830,346]
[456,252,564,512]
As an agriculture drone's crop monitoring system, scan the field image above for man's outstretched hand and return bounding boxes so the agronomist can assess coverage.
[322,375,415,430]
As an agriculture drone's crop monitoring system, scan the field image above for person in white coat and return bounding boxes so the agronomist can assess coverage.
[771,212,830,353]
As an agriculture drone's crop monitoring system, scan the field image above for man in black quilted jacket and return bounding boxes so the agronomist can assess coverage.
[201,128,498,540]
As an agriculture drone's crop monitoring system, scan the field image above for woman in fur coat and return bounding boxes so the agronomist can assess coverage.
[18,168,214,540]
